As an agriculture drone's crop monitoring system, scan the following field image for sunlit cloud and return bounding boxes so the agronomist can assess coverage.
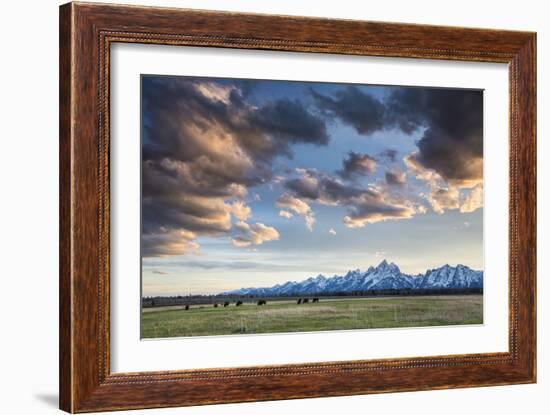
[428,185,460,215]
[231,221,280,247]
[142,76,328,256]
[279,210,294,219]
[385,169,407,186]
[338,151,378,179]
[460,185,483,213]
[405,152,483,214]
[141,77,484,296]
[276,193,316,231]
[281,168,421,228]
[227,200,252,221]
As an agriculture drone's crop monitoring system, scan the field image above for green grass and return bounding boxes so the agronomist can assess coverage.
[141,295,483,338]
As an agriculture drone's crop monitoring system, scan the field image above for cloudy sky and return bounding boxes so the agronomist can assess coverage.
[141,75,483,296]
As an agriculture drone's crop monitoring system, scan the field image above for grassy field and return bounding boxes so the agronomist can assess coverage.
[141,295,482,338]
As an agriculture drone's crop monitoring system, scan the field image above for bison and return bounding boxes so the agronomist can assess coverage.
[213,303,219,308]
[236,301,243,306]
[297,298,302,304]
[312,298,319,303]
[184,305,190,310]
[302,298,309,304]
[257,299,267,306]
[223,301,230,307]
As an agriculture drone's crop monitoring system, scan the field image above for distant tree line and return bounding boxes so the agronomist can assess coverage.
[304,287,483,297]
[142,288,482,308]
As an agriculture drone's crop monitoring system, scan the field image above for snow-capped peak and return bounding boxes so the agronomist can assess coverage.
[375,259,400,274]
[222,261,483,296]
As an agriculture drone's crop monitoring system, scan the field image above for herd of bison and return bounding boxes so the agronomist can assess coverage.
[182,297,320,310]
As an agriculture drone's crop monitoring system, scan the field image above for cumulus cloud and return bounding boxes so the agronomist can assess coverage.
[404,152,438,182]
[143,78,328,165]
[460,184,483,213]
[279,210,294,219]
[251,99,329,154]
[284,169,321,200]
[428,185,461,215]
[276,193,312,216]
[304,215,316,231]
[312,86,386,135]
[379,148,398,162]
[142,77,483,257]
[142,189,234,238]
[284,169,364,206]
[405,152,483,214]
[142,229,200,257]
[227,200,252,221]
[281,169,421,228]
[276,193,316,230]
[313,86,483,188]
[338,151,378,179]
[328,228,337,236]
[342,192,419,228]
[231,221,280,247]
[387,88,483,187]
[142,76,328,256]
[385,170,407,186]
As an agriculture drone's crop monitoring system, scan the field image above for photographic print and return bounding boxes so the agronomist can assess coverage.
[141,75,484,339]
[59,5,537,409]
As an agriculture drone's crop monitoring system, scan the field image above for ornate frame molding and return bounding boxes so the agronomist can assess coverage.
[60,2,536,412]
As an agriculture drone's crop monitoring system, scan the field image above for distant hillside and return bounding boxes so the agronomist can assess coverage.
[222,260,483,296]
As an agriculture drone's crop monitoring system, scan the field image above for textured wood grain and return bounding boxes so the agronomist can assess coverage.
[59,2,536,413]
[59,3,73,411]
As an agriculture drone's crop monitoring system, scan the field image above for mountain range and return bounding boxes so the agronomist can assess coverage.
[222,260,483,296]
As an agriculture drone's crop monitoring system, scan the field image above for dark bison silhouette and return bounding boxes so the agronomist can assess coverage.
[312,298,319,303]
[257,299,267,306]
[302,298,309,304]
[184,305,189,310]
[223,302,230,307]
[297,298,302,304]
[236,301,243,306]
[213,303,219,308]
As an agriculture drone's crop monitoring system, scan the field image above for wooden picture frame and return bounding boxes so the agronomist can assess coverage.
[59,2,536,412]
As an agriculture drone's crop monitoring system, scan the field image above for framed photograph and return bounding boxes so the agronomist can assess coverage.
[59,2,536,412]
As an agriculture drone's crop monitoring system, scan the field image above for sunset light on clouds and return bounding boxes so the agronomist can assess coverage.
[141,75,483,296]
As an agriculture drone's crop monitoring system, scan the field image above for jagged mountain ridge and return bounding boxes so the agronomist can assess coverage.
[223,260,483,296]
